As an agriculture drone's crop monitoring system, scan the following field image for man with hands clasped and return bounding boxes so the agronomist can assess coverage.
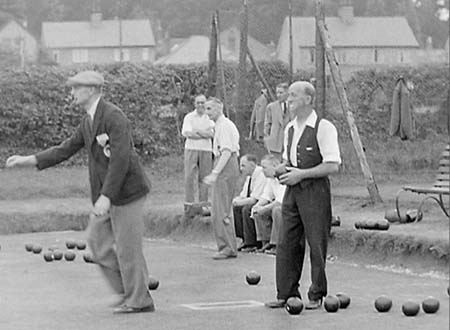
[6,71,154,314]
[265,81,341,310]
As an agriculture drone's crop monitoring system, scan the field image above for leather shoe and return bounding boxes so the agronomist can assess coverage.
[113,304,155,314]
[241,246,257,253]
[264,299,286,308]
[264,247,276,255]
[212,253,237,260]
[256,243,273,253]
[305,298,322,310]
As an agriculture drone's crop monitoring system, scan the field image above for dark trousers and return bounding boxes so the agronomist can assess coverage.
[233,203,258,246]
[276,178,331,301]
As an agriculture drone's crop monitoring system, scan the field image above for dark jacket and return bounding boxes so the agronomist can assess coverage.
[35,98,150,205]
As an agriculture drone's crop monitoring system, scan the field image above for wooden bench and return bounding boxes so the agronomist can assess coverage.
[395,145,449,220]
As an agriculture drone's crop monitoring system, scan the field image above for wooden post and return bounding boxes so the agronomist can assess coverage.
[315,0,326,118]
[288,0,293,84]
[234,0,248,123]
[316,16,383,204]
[246,48,275,102]
[207,12,218,97]
[215,11,229,117]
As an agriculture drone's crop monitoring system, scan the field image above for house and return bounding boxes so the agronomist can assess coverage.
[276,3,419,77]
[220,26,274,61]
[0,18,39,63]
[41,13,156,65]
[155,35,237,65]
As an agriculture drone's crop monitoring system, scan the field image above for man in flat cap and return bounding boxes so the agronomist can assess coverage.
[6,70,155,314]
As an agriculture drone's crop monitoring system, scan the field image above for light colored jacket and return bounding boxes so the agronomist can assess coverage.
[264,100,290,153]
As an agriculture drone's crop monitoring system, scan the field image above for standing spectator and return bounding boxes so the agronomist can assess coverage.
[203,97,240,260]
[251,154,286,255]
[5,71,155,314]
[232,154,267,252]
[264,83,290,159]
[182,94,214,203]
[248,85,269,141]
[265,81,341,310]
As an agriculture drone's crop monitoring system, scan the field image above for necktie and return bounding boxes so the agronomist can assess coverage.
[246,176,252,197]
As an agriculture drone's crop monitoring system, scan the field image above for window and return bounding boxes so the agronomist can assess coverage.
[341,51,347,63]
[114,48,120,62]
[113,48,130,62]
[399,51,404,63]
[72,49,88,63]
[53,50,60,63]
[121,49,130,62]
[374,48,378,63]
[309,48,314,63]
[142,48,149,61]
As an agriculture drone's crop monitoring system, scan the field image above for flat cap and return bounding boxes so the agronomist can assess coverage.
[67,70,104,87]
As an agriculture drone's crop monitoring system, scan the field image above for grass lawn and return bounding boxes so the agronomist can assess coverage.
[0,157,447,243]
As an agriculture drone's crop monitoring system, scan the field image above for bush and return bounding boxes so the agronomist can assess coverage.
[0,62,447,173]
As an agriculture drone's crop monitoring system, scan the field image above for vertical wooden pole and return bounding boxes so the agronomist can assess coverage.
[234,0,248,123]
[315,0,326,118]
[207,12,218,97]
[288,0,293,84]
[215,11,229,117]
[316,12,383,204]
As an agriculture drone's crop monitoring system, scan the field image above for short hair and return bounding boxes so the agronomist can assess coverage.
[276,83,289,91]
[195,94,206,102]
[290,81,315,105]
[206,97,223,110]
[241,154,258,164]
[261,154,280,166]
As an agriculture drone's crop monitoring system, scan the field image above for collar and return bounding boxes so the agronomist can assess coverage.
[194,109,206,117]
[251,166,262,179]
[294,109,317,130]
[87,96,101,120]
[216,114,226,124]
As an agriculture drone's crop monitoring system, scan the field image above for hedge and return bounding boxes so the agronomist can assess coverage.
[0,62,447,167]
[0,61,297,163]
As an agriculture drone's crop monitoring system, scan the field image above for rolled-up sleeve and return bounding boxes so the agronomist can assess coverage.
[317,120,341,164]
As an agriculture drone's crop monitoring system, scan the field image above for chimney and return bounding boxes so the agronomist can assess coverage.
[338,0,354,24]
[90,12,102,28]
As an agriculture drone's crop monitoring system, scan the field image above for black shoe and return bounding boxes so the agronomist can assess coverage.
[305,298,322,310]
[264,299,286,308]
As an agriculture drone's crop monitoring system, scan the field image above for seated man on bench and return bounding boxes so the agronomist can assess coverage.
[251,154,286,254]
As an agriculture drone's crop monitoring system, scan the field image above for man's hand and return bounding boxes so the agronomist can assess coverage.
[93,194,111,216]
[5,155,37,168]
[232,197,245,207]
[279,167,305,186]
[203,172,218,185]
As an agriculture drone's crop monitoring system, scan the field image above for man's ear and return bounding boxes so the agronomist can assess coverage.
[306,95,312,105]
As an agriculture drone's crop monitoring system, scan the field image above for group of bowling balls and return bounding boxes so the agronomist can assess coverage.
[246,270,441,316]
[25,240,160,291]
[25,240,91,262]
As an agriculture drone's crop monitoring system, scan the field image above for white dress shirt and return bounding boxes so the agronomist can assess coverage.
[182,109,215,151]
[282,110,341,166]
[239,166,267,200]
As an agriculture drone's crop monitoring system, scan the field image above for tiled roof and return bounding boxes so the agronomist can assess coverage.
[279,16,419,48]
[42,19,155,48]
[155,35,237,65]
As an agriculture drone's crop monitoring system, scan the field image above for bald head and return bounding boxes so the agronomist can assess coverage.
[289,81,315,104]
[287,81,315,119]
